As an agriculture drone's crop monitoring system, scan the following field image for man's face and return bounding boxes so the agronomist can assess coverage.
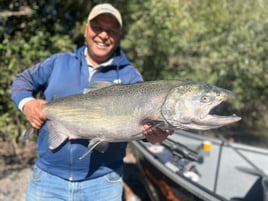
[84,14,121,65]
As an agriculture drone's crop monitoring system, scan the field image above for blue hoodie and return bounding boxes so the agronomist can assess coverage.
[11,45,143,181]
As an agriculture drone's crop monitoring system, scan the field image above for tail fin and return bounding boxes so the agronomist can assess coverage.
[22,125,35,140]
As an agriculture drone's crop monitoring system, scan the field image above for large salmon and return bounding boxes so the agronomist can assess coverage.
[26,80,241,159]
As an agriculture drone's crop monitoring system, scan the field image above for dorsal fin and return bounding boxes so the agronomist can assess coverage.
[52,96,59,101]
[83,82,114,94]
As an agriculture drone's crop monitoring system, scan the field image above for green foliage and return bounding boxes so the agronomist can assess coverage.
[0,0,78,140]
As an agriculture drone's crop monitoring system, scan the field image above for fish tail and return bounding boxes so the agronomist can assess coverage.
[22,125,35,140]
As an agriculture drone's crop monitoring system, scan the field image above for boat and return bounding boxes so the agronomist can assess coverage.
[131,130,268,201]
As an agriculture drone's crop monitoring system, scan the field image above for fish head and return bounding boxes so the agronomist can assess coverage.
[161,82,241,130]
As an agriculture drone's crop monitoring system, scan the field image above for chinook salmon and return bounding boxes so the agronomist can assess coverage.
[25,80,241,159]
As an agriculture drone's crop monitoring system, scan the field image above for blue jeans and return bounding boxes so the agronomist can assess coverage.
[26,166,123,201]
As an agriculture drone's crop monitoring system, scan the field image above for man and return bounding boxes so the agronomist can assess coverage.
[11,3,172,201]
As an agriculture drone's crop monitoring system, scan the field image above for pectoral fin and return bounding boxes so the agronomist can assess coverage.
[47,120,69,150]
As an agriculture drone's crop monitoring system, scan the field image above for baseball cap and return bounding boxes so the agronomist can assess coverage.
[87,3,122,28]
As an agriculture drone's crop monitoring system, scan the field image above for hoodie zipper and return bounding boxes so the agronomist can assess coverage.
[69,142,73,181]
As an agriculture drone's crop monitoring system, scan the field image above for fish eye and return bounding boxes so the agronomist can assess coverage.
[201,95,211,103]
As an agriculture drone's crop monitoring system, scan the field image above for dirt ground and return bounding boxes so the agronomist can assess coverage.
[0,141,150,201]
[0,140,36,201]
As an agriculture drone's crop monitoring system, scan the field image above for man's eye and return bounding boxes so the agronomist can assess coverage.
[91,25,102,32]
[107,30,117,35]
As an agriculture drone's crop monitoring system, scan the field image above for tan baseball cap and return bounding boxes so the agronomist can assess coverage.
[87,3,122,28]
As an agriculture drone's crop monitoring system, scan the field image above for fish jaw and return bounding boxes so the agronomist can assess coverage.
[190,114,242,130]
[165,106,242,130]
[161,82,241,130]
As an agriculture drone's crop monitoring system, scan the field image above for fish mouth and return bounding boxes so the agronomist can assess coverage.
[193,99,242,130]
[194,113,242,130]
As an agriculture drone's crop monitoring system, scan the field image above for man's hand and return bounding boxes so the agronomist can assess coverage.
[23,99,47,129]
[143,123,174,144]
